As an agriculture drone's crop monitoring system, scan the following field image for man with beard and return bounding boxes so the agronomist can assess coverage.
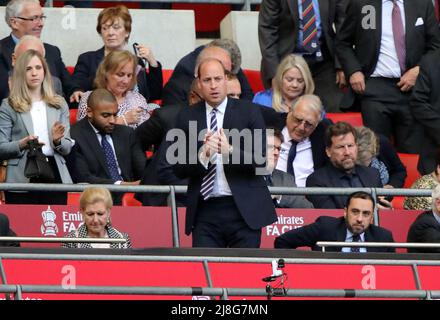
[68,89,146,205]
[305,121,383,209]
[274,191,395,252]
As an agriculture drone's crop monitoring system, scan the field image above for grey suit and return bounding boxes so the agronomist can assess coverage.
[0,98,73,184]
[271,169,313,208]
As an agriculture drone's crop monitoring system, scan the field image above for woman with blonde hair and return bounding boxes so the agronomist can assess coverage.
[62,187,131,249]
[253,54,314,113]
[0,49,73,204]
[76,50,158,128]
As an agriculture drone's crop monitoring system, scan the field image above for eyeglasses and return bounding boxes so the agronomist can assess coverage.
[291,115,316,130]
[14,15,47,23]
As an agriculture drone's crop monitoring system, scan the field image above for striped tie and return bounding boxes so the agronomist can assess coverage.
[200,109,218,200]
[302,0,318,53]
[350,234,361,253]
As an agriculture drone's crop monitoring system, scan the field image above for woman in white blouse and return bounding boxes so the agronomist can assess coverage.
[0,49,74,204]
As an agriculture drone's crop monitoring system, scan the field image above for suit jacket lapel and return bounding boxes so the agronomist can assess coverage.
[287,0,300,28]
[318,0,329,32]
[110,128,126,179]
[19,112,33,136]
[222,98,234,130]
[404,0,416,66]
[336,221,347,242]
[82,120,110,177]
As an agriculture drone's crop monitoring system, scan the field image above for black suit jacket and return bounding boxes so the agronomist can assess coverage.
[377,134,407,188]
[306,163,383,208]
[162,45,254,106]
[68,118,146,185]
[72,47,163,101]
[173,98,277,235]
[0,35,78,101]
[275,216,395,252]
[258,0,343,86]
[336,0,440,80]
[410,50,440,174]
[407,211,440,253]
[0,213,20,247]
[134,104,187,206]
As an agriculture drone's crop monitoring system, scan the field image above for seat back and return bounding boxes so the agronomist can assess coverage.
[243,69,264,94]
[398,153,421,188]
[122,193,142,206]
[326,112,364,127]
[69,109,78,125]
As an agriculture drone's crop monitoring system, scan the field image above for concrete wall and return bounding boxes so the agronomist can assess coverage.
[0,7,196,69]
[220,11,260,71]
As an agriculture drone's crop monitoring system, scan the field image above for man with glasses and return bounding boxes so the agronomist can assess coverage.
[275,94,331,188]
[306,121,383,209]
[0,0,79,101]
[265,127,313,208]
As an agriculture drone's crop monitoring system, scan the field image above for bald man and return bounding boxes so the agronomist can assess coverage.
[162,39,254,106]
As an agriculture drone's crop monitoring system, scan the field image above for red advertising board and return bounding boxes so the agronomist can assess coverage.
[1,205,422,249]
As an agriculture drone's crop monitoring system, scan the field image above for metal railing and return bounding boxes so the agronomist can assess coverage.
[0,252,440,299]
[0,237,126,244]
[0,182,433,248]
[317,242,440,252]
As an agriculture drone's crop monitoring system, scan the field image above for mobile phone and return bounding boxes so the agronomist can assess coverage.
[133,42,147,68]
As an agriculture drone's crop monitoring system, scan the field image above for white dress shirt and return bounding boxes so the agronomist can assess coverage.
[201,98,232,198]
[88,121,123,184]
[275,127,314,187]
[30,101,54,156]
[342,230,367,253]
[371,0,406,78]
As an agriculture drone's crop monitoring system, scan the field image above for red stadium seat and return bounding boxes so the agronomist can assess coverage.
[66,66,74,75]
[326,112,364,127]
[162,69,173,87]
[69,109,78,125]
[243,69,264,94]
[398,153,421,188]
[122,193,142,206]
[391,196,405,210]
[92,1,140,9]
[67,192,81,206]
[172,4,231,34]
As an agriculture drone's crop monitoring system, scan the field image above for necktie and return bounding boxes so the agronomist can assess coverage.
[100,134,122,182]
[200,109,218,200]
[351,234,361,253]
[287,140,298,176]
[302,0,319,53]
[392,0,406,74]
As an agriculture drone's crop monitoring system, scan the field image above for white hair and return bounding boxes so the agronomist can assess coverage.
[14,34,45,55]
[5,0,40,27]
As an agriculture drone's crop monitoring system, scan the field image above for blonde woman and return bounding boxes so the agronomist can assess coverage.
[253,54,314,113]
[62,187,131,249]
[76,50,158,128]
[0,49,73,204]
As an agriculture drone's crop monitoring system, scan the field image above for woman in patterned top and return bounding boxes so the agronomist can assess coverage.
[404,150,440,210]
[77,50,159,129]
[62,187,131,249]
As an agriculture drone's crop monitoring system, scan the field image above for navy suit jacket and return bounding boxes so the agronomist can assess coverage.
[275,216,395,252]
[306,163,383,208]
[162,45,254,106]
[407,211,440,253]
[72,47,163,101]
[0,35,78,101]
[173,98,277,235]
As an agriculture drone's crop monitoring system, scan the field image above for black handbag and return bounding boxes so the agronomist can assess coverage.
[24,139,55,182]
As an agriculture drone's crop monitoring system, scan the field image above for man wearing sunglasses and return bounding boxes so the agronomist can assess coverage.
[274,94,331,188]
[0,0,80,102]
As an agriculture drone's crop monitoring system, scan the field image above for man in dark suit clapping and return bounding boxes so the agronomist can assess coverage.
[172,58,277,248]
